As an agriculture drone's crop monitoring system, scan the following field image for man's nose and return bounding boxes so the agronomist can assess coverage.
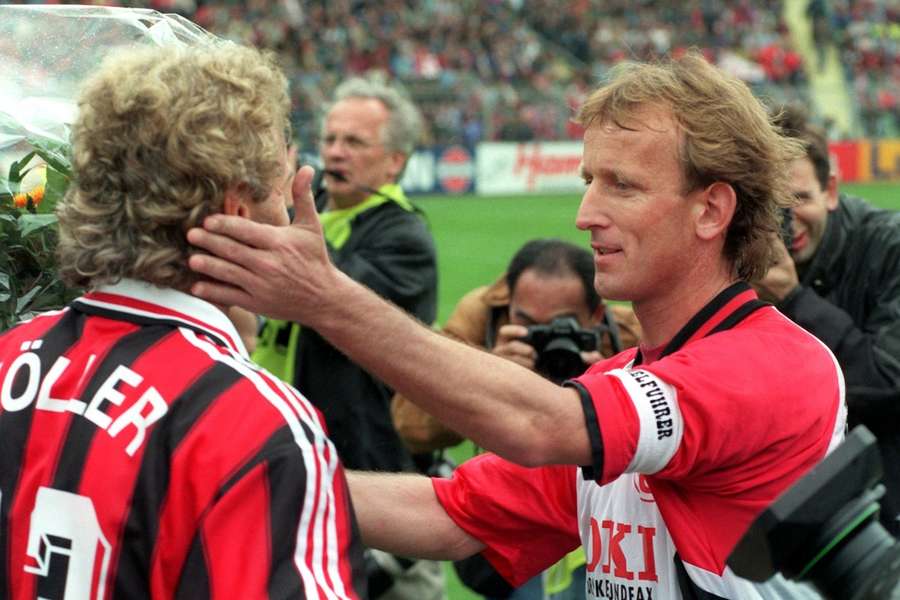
[576,188,611,231]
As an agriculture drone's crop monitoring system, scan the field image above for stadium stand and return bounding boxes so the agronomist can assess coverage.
[9,0,898,144]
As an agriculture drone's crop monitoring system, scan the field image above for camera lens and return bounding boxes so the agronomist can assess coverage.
[804,487,900,600]
[536,338,588,383]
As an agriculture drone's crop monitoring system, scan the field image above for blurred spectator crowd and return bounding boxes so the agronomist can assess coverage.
[809,0,898,137]
[12,0,899,146]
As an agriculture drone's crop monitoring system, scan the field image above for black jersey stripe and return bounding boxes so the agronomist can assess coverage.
[71,299,231,350]
[112,361,243,599]
[50,324,174,492]
[203,423,314,599]
[233,426,311,600]
[0,309,84,599]
[174,532,211,600]
[706,299,768,336]
[674,554,730,599]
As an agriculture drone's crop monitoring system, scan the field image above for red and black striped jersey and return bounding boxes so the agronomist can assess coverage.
[0,279,365,599]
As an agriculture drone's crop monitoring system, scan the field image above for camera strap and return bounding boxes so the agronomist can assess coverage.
[484,305,506,351]
[600,306,623,354]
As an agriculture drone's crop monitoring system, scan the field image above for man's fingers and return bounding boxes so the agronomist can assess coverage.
[495,324,529,345]
[187,226,271,272]
[197,213,278,250]
[188,251,259,295]
[581,350,603,365]
[291,165,322,230]
[191,279,257,310]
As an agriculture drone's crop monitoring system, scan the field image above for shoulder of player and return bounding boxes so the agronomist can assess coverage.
[647,308,841,400]
[171,328,330,432]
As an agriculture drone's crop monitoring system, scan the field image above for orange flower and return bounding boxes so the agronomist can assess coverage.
[30,184,45,206]
[12,184,45,209]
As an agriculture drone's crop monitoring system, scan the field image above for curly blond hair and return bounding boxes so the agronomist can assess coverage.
[57,43,289,290]
[577,52,804,281]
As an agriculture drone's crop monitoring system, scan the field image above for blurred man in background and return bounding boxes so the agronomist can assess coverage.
[0,44,365,599]
[755,104,900,536]
[187,53,846,599]
[391,238,640,600]
[252,77,442,600]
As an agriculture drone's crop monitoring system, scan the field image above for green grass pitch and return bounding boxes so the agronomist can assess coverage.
[418,181,899,325]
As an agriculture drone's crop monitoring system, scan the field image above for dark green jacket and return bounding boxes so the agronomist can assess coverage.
[779,194,900,533]
[256,186,437,472]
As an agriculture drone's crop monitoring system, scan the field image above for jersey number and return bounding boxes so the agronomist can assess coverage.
[23,487,111,600]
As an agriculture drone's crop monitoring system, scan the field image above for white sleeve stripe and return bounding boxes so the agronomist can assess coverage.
[178,329,351,599]
[271,377,350,600]
[228,357,347,599]
[609,369,683,474]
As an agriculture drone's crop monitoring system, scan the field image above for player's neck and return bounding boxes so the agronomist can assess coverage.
[634,268,736,349]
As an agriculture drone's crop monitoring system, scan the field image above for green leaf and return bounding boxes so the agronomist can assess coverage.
[9,151,36,184]
[29,136,72,177]
[40,166,69,214]
[0,272,9,302]
[15,282,44,313]
[17,213,57,238]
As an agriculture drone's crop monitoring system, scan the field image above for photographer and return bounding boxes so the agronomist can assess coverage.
[391,239,640,599]
[393,238,639,452]
[754,105,900,537]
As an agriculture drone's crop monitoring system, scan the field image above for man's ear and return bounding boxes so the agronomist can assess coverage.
[695,182,737,242]
[824,173,839,211]
[223,185,251,218]
[386,152,407,182]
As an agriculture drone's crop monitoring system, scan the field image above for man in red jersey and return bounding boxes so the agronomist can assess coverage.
[0,45,365,599]
[186,54,846,599]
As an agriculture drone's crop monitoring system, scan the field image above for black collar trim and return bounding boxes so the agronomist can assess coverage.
[635,282,767,365]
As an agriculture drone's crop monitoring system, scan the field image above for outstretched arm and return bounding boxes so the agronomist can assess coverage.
[186,167,592,468]
[348,471,483,560]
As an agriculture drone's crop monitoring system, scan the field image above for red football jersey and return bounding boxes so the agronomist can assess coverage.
[435,284,845,599]
[0,279,365,599]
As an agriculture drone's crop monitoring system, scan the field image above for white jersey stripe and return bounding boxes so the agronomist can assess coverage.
[273,377,349,600]
[178,329,351,599]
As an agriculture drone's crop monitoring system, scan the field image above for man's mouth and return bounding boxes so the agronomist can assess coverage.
[324,169,349,182]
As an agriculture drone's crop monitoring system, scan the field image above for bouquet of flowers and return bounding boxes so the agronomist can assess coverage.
[0,5,215,330]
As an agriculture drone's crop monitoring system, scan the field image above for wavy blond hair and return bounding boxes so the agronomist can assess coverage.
[577,52,804,281]
[57,43,289,290]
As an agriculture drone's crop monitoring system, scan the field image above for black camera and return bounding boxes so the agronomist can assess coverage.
[728,426,900,600]
[521,316,599,383]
